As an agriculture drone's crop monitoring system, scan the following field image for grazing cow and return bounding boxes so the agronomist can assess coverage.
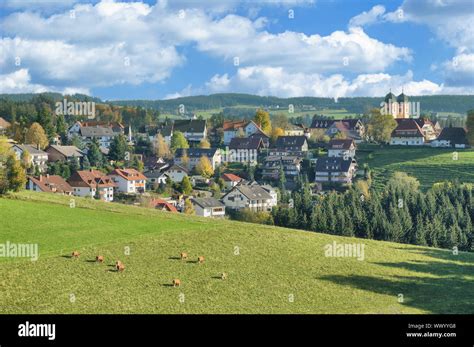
[96,255,104,263]
[116,263,125,272]
[221,273,227,280]
[173,279,181,287]
[116,260,123,267]
[180,252,188,260]
[197,256,205,264]
[72,251,80,258]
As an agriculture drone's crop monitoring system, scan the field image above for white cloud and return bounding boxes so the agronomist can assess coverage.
[0,68,90,94]
[384,0,474,52]
[349,5,386,28]
[195,66,458,99]
[0,0,412,96]
[442,53,474,87]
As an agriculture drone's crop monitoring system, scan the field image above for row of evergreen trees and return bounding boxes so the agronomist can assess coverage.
[272,174,473,252]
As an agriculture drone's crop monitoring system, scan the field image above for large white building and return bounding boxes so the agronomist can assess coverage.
[221,183,277,212]
[109,168,147,194]
[67,169,116,202]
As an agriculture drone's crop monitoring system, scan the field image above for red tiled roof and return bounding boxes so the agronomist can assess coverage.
[222,120,249,131]
[67,170,116,188]
[150,198,178,212]
[222,173,242,182]
[109,168,147,181]
[28,175,73,194]
[392,119,424,138]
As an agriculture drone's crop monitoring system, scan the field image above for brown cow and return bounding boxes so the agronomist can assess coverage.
[180,252,188,260]
[116,263,125,272]
[197,256,205,264]
[115,260,123,267]
[173,279,181,287]
[72,251,80,258]
[96,255,104,263]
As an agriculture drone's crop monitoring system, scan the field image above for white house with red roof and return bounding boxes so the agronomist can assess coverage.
[109,168,147,194]
[67,169,116,201]
[222,173,243,190]
[222,120,261,145]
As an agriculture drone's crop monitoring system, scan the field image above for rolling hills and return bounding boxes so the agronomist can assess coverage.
[0,192,473,314]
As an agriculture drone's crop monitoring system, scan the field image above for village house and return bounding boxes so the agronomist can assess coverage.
[284,123,306,136]
[11,144,49,172]
[314,157,357,185]
[174,148,222,170]
[390,119,425,146]
[0,117,11,135]
[191,197,226,217]
[222,120,261,145]
[431,127,469,148]
[173,119,207,143]
[67,121,123,148]
[248,128,270,148]
[144,169,169,189]
[221,183,277,212]
[327,139,356,158]
[326,120,365,142]
[311,118,365,141]
[165,164,189,183]
[67,169,116,202]
[270,136,308,156]
[227,137,264,164]
[27,174,73,195]
[109,168,147,194]
[261,156,302,181]
[45,145,84,163]
[413,118,439,141]
[149,198,178,213]
[222,173,244,190]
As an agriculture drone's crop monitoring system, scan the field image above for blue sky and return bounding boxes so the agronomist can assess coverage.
[0,0,473,100]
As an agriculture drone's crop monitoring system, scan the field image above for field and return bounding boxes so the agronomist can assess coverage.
[357,145,474,191]
[0,192,473,314]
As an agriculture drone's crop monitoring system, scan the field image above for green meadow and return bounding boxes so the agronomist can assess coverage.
[0,192,473,314]
[357,145,474,191]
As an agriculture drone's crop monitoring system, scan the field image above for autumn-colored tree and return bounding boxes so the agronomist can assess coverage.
[0,137,11,194]
[195,155,214,178]
[6,154,26,192]
[184,198,195,215]
[180,149,190,169]
[20,149,31,170]
[270,127,285,144]
[198,137,211,149]
[254,108,272,134]
[25,122,49,149]
[154,134,171,158]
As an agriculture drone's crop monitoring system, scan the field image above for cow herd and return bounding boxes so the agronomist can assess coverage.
[70,250,227,287]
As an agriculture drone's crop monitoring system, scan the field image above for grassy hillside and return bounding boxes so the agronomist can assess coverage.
[0,192,473,314]
[358,146,474,191]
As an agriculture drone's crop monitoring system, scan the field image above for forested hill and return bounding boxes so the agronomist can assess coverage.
[1,92,473,114]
